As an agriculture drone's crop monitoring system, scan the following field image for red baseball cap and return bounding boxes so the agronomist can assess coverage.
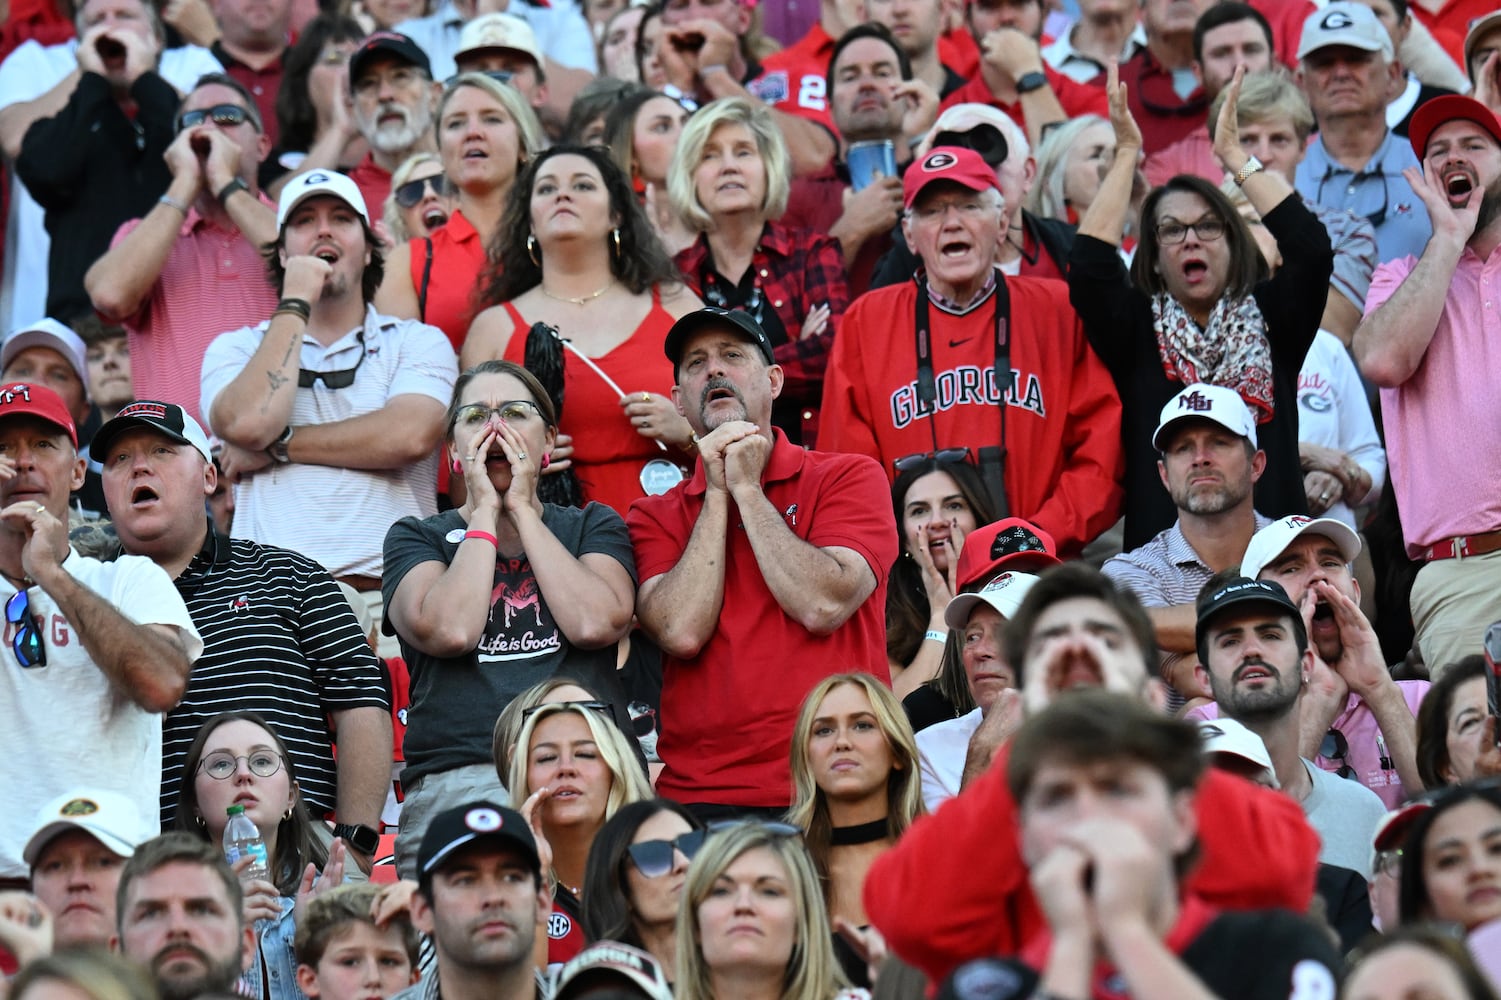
[1408,95,1501,160]
[954,517,1061,591]
[0,382,76,446]
[903,146,1000,211]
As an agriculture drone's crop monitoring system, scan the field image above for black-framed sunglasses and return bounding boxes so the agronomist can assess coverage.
[176,103,251,132]
[893,447,972,474]
[198,750,285,780]
[1316,166,1391,231]
[299,333,367,389]
[6,588,45,668]
[705,819,803,837]
[444,69,513,88]
[626,828,707,878]
[521,699,613,720]
[394,173,456,209]
[1319,728,1355,780]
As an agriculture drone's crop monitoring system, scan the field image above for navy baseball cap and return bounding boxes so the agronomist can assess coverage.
[663,307,776,371]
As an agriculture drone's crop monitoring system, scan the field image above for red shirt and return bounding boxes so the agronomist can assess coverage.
[1117,46,1206,155]
[1406,0,1493,64]
[212,42,285,148]
[863,743,1322,985]
[1143,126,1222,188]
[349,152,392,225]
[939,65,1109,139]
[626,432,897,808]
[820,275,1124,557]
[748,22,837,131]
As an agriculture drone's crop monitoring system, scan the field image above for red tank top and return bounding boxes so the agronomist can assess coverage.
[408,208,487,353]
[500,287,680,517]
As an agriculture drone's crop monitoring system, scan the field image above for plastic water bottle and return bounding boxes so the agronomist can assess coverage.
[223,805,269,881]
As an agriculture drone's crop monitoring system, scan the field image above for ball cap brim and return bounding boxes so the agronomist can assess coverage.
[1408,94,1501,161]
[663,307,776,370]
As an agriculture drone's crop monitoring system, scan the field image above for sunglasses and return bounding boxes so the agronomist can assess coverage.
[444,69,514,88]
[1318,728,1355,780]
[394,173,455,209]
[705,819,802,837]
[893,447,972,474]
[6,588,44,668]
[521,699,613,720]
[299,333,367,390]
[176,103,251,132]
[627,829,707,878]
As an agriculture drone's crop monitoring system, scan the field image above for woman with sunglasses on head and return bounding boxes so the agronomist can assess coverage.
[885,455,998,705]
[383,152,456,243]
[376,74,546,352]
[581,799,705,977]
[668,97,850,448]
[1068,64,1333,551]
[505,699,654,965]
[1397,782,1501,934]
[173,711,346,1000]
[383,361,637,880]
[463,144,701,518]
[787,674,923,988]
[675,823,870,1000]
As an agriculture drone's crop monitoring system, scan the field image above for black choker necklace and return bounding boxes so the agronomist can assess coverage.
[830,818,888,846]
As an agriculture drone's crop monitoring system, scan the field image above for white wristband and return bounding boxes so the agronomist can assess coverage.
[924,630,947,644]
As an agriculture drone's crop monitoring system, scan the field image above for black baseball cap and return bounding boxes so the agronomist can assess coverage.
[94,400,214,464]
[1194,577,1306,661]
[936,958,1038,1000]
[932,122,1009,168]
[349,31,432,85]
[663,307,776,371]
[417,801,540,876]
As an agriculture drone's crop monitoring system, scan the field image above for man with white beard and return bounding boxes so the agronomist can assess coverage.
[341,32,441,222]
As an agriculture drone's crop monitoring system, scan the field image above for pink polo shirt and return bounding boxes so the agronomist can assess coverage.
[1365,249,1501,554]
[111,198,279,423]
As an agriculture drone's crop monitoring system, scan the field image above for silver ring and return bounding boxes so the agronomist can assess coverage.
[1321,491,1331,501]
[517,452,528,460]
[465,455,476,461]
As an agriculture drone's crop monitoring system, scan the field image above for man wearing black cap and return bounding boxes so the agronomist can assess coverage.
[338,32,441,221]
[94,400,391,857]
[1354,94,1501,677]
[393,801,550,1000]
[1194,571,1386,877]
[626,307,897,821]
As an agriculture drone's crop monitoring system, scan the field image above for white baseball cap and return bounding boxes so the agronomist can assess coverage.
[1,319,87,384]
[1297,2,1394,62]
[1241,515,1362,581]
[277,170,370,228]
[1199,717,1277,786]
[944,571,1039,629]
[23,789,151,868]
[456,12,543,68]
[1152,383,1258,451]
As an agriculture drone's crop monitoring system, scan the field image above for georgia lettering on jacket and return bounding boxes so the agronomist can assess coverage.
[889,365,1046,428]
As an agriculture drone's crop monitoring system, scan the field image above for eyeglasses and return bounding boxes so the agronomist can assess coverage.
[176,104,251,132]
[354,65,428,97]
[454,400,543,430]
[911,197,991,223]
[7,588,45,668]
[1373,848,1403,878]
[521,699,613,720]
[626,829,707,878]
[1155,218,1226,244]
[893,447,972,474]
[299,334,367,389]
[394,173,455,209]
[198,750,284,780]
[1315,167,1391,231]
[1318,728,1355,780]
[990,525,1047,560]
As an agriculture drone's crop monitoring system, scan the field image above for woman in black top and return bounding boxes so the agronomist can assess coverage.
[1068,66,1333,549]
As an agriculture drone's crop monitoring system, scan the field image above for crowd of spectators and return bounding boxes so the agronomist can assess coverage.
[1,0,1501,995]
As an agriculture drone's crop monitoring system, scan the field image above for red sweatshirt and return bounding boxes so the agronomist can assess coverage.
[820,275,1124,557]
[862,745,1322,985]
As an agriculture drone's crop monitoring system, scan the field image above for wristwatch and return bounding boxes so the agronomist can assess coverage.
[1233,155,1265,187]
[217,177,249,203]
[1016,70,1049,94]
[267,425,293,464]
[332,823,381,856]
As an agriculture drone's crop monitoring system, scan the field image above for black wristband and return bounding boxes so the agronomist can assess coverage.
[273,297,312,322]
[216,177,249,204]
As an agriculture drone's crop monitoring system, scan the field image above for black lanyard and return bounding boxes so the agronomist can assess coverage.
[914,270,1012,517]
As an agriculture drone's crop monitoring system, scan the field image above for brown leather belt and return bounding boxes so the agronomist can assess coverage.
[336,573,382,593]
[1421,528,1501,562]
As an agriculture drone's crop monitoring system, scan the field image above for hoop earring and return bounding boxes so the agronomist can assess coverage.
[611,228,622,260]
[527,235,540,267]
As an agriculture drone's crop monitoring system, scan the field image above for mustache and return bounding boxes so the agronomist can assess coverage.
[699,377,744,410]
[1231,658,1276,683]
[152,942,213,969]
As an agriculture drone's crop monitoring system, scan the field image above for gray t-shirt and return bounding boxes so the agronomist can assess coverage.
[1303,757,1387,879]
[383,503,636,787]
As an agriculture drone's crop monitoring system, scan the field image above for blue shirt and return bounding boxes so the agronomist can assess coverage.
[1295,129,1431,265]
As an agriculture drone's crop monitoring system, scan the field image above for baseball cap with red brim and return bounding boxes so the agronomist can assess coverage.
[0,382,76,446]
[1408,95,1501,160]
[954,517,1061,591]
[903,146,1000,211]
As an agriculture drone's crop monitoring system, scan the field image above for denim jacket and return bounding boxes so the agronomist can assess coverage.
[238,896,306,1000]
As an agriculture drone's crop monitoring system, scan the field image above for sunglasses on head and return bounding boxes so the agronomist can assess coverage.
[893,447,972,473]
[6,588,44,668]
[176,103,250,132]
[626,828,707,878]
[521,699,613,720]
[394,173,455,209]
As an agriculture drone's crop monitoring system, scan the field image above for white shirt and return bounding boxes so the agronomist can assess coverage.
[0,550,203,877]
[0,42,222,334]
[200,305,458,577]
[1297,330,1387,530]
[916,707,982,812]
[395,0,597,83]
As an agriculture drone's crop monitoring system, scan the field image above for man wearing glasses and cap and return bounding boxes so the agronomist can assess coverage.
[822,143,1122,559]
[200,170,457,643]
[0,382,201,883]
[85,73,279,426]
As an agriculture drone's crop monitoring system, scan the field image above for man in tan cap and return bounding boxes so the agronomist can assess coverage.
[454,13,547,115]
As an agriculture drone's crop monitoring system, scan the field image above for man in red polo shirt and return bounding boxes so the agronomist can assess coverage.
[627,307,896,821]
[209,0,291,147]
[1118,0,1216,154]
